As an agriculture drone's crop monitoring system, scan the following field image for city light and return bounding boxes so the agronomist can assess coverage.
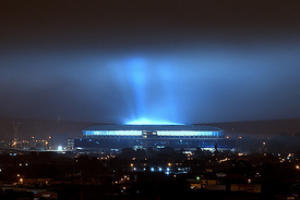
[57,145,63,151]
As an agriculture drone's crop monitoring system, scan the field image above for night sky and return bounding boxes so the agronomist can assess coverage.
[1,0,300,124]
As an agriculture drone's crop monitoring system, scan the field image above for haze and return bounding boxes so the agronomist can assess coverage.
[1,0,300,124]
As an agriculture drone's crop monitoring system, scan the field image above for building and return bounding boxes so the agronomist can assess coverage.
[74,125,232,151]
[67,138,74,150]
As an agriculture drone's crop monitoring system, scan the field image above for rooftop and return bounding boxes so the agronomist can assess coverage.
[83,124,222,131]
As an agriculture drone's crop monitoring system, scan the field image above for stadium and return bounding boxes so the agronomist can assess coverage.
[74,125,232,151]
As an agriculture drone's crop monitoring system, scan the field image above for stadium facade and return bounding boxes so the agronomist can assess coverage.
[74,125,232,151]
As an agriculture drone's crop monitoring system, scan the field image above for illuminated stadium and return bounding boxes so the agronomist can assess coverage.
[74,125,232,151]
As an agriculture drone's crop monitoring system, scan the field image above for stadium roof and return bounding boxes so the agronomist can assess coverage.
[83,125,222,131]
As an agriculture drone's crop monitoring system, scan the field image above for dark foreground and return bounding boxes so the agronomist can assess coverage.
[0,148,299,200]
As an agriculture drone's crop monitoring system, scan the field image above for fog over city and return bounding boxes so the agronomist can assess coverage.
[1,1,300,124]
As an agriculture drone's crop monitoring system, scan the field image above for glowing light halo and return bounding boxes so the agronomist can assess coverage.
[125,118,183,125]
